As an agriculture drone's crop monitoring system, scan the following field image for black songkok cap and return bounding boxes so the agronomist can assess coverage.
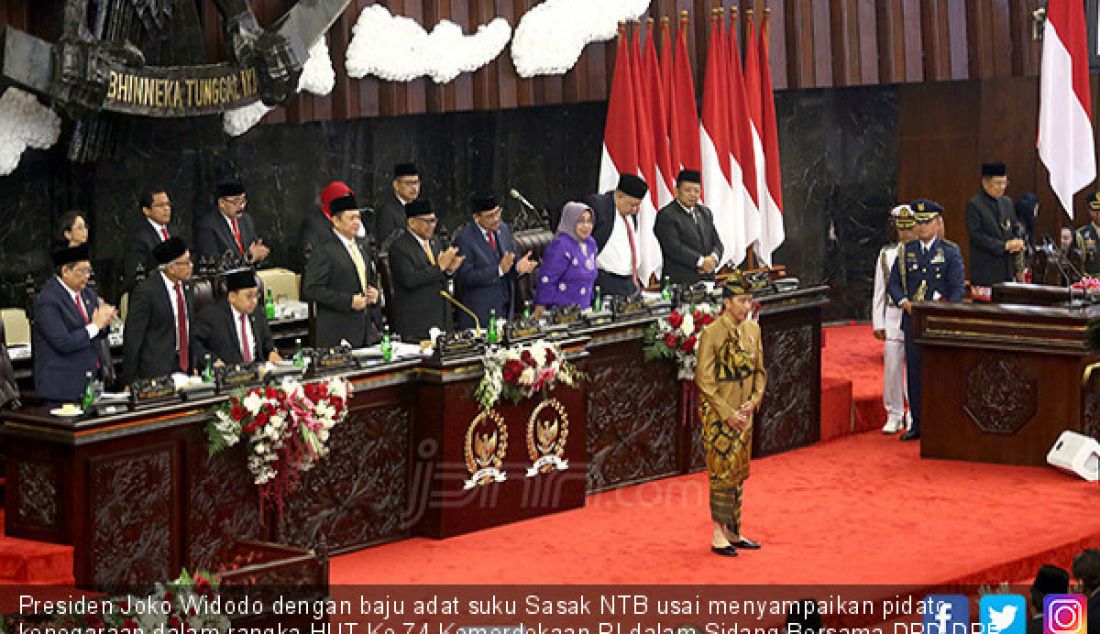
[225,268,258,292]
[676,169,701,185]
[394,163,418,178]
[981,162,1007,177]
[51,244,90,267]
[153,237,187,264]
[405,198,433,218]
[329,194,360,216]
[616,174,648,199]
[470,193,498,214]
[1032,565,1070,596]
[216,181,245,198]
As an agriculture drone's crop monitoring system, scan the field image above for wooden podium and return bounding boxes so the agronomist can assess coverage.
[913,293,1100,466]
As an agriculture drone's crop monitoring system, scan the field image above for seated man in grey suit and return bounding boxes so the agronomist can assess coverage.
[654,169,724,284]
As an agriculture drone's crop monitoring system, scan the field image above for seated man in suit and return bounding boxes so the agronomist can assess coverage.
[588,174,648,297]
[122,237,196,383]
[194,181,270,264]
[193,268,282,367]
[32,245,117,402]
[655,169,724,284]
[388,199,464,342]
[301,193,383,349]
[374,163,421,250]
[453,193,537,329]
[122,187,175,293]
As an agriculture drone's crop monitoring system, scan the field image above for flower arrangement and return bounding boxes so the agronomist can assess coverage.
[1072,276,1100,292]
[644,303,719,380]
[206,378,350,513]
[475,341,582,410]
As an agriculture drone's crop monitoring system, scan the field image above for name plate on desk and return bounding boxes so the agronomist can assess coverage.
[130,376,176,408]
[217,362,261,390]
[314,347,355,372]
[612,294,649,319]
[504,318,542,344]
[677,283,713,305]
[544,305,583,330]
[434,332,483,360]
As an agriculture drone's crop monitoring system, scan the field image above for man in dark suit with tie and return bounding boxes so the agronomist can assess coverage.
[194,181,270,264]
[588,174,648,297]
[301,193,383,348]
[654,169,724,285]
[193,269,282,366]
[453,193,537,329]
[966,162,1025,293]
[388,199,464,341]
[122,188,175,294]
[887,199,965,441]
[374,163,421,250]
[122,237,196,384]
[32,245,118,402]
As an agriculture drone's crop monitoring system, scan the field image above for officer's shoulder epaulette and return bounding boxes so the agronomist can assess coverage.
[941,238,960,250]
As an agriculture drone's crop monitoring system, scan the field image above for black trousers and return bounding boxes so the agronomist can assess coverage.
[596,270,637,298]
[903,328,923,433]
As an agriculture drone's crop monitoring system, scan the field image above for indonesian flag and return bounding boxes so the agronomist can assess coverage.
[754,14,785,265]
[743,19,769,261]
[598,26,639,202]
[630,24,663,284]
[669,15,701,179]
[700,14,738,267]
[1038,0,1096,218]
[644,21,675,208]
[726,12,759,267]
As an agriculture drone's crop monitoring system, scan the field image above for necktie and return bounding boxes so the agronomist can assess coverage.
[347,241,368,292]
[239,313,252,363]
[623,215,639,290]
[423,239,436,266]
[231,218,245,255]
[160,227,169,241]
[75,295,89,324]
[487,231,498,255]
[174,282,189,372]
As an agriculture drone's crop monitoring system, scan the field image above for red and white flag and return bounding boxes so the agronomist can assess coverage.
[630,24,663,284]
[644,21,674,208]
[700,13,738,268]
[725,11,759,266]
[1038,0,1096,218]
[598,26,639,199]
[668,16,701,179]
[754,14,785,265]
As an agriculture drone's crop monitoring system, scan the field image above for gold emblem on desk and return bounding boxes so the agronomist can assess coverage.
[463,410,508,489]
[526,398,570,476]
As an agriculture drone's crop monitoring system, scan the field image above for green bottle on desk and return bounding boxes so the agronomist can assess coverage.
[523,301,532,319]
[80,371,96,411]
[264,288,275,320]
[202,354,214,383]
[381,326,393,362]
[661,276,672,301]
[487,309,498,344]
[293,338,304,367]
[593,285,602,312]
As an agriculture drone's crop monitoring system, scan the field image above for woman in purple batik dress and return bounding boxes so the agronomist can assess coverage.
[533,202,599,315]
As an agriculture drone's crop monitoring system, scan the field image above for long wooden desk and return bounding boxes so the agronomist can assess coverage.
[3,286,827,587]
[913,298,1100,465]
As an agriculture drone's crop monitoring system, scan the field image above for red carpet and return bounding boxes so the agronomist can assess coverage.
[0,512,74,585]
[823,323,887,436]
[331,431,1100,585]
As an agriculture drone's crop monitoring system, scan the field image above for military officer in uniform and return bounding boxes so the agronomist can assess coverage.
[1076,192,1100,276]
[886,199,966,441]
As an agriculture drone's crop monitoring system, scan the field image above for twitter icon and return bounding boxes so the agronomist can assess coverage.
[980,595,1027,634]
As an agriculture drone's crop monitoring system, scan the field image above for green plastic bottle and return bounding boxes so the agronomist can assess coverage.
[661,276,672,301]
[523,301,532,319]
[487,309,498,344]
[264,288,276,320]
[80,371,96,411]
[293,338,304,367]
[202,354,214,383]
[593,285,602,312]
[381,326,393,362]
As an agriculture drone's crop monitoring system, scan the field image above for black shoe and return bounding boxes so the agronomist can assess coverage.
[711,545,739,557]
[900,430,920,441]
[731,538,761,550]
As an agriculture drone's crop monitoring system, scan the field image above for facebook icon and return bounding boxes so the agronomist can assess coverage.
[923,595,971,634]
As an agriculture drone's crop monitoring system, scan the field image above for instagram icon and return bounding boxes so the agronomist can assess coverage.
[1044,594,1087,634]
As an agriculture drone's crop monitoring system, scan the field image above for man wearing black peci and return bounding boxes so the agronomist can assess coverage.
[966,162,1024,295]
[194,181,270,264]
[589,173,648,297]
[122,237,196,383]
[374,163,421,250]
[388,199,464,342]
[192,269,282,367]
[301,193,383,349]
[654,169,724,285]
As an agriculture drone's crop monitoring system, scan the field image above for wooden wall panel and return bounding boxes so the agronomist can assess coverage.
[0,0,1058,121]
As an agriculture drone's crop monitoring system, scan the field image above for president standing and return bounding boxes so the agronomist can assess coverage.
[301,193,383,348]
[388,199,463,341]
[122,237,196,383]
[193,269,281,365]
[453,193,536,328]
[966,162,1024,295]
[32,245,117,402]
[589,174,648,296]
[654,169,723,284]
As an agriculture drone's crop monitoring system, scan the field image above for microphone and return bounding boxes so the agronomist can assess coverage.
[439,290,481,336]
[509,188,537,212]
